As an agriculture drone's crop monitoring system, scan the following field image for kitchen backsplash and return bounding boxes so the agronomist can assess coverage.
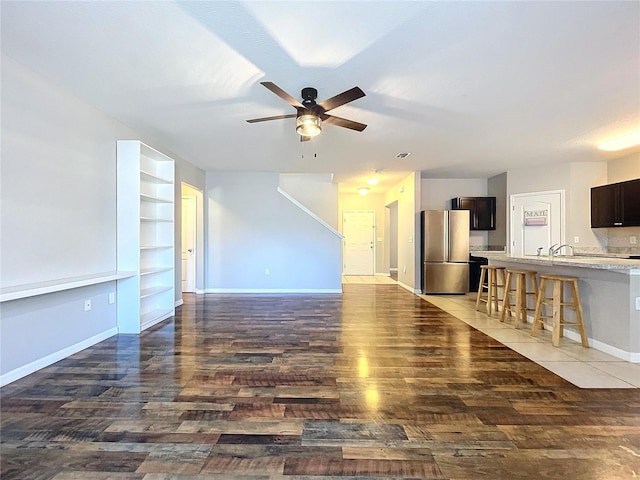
[607,226,640,254]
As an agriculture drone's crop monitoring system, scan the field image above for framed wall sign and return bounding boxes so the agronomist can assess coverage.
[524,209,548,226]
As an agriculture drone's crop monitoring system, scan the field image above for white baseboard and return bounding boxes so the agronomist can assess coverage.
[398,282,420,294]
[175,298,184,307]
[563,329,639,363]
[195,289,205,294]
[495,306,639,363]
[140,311,174,331]
[204,288,342,294]
[0,327,118,387]
[390,268,398,272]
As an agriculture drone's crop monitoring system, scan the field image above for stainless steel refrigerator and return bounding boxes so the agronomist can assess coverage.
[421,210,470,294]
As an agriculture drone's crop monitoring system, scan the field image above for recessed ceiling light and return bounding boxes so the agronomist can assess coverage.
[395,152,411,159]
[358,187,370,195]
[598,131,640,151]
[367,178,379,186]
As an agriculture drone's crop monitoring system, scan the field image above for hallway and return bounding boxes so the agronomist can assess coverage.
[1,285,639,479]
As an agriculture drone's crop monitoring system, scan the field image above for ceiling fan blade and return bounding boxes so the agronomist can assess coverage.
[318,87,365,112]
[321,114,367,132]
[246,113,297,123]
[300,135,311,142]
[260,82,304,108]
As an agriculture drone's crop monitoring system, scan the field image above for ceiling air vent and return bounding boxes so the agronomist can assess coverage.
[395,152,411,159]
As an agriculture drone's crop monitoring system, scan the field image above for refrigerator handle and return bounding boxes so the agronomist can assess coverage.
[444,212,450,261]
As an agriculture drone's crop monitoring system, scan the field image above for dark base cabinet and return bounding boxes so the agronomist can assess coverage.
[451,196,496,230]
[591,178,640,228]
[469,255,488,292]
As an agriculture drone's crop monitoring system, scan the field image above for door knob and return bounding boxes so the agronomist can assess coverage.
[188,249,193,253]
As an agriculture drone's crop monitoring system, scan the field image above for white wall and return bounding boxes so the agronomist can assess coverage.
[488,173,507,250]
[1,56,124,286]
[388,202,398,270]
[505,159,638,253]
[0,56,131,382]
[421,177,489,249]
[205,172,342,292]
[279,174,338,229]
[0,55,204,384]
[385,172,421,292]
[607,152,640,183]
[569,162,608,249]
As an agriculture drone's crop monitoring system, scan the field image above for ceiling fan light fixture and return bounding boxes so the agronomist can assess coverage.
[296,114,322,137]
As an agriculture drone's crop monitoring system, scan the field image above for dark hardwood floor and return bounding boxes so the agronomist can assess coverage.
[2,284,639,479]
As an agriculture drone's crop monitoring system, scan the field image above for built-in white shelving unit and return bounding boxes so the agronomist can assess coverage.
[116,140,175,334]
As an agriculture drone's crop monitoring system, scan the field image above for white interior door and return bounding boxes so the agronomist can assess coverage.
[181,196,196,292]
[343,210,375,275]
[510,191,564,255]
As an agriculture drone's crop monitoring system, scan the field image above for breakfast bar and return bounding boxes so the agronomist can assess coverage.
[481,253,640,362]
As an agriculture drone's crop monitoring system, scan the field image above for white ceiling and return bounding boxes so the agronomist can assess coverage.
[2,1,639,193]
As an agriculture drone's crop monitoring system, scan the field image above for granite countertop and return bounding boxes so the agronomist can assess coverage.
[480,252,640,271]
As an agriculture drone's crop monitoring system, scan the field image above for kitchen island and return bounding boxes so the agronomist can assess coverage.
[481,253,640,362]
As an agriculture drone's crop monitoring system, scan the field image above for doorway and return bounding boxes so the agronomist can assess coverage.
[510,190,565,255]
[180,183,203,294]
[342,210,375,275]
[386,201,398,280]
[181,195,196,292]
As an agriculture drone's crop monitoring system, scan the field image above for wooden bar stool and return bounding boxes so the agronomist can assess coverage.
[476,265,505,317]
[501,269,538,328]
[531,274,589,348]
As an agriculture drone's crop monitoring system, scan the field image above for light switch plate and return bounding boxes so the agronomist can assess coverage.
[630,236,637,245]
[636,297,640,311]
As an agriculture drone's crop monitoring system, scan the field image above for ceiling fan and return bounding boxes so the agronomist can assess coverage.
[246,82,367,141]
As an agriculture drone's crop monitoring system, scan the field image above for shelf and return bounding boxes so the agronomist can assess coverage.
[1,271,137,303]
[140,267,173,276]
[140,193,173,204]
[140,170,173,185]
[140,285,173,299]
[140,245,173,250]
[140,217,172,223]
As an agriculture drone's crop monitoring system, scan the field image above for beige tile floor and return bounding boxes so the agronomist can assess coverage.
[343,275,640,388]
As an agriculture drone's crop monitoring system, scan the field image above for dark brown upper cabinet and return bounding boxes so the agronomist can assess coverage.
[591,178,640,228]
[451,196,496,230]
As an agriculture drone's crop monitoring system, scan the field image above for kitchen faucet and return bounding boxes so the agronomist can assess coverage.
[550,244,574,258]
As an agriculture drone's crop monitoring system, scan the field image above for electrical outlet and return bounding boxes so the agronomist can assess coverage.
[84,299,92,311]
[265,268,270,275]
[630,236,637,245]
[108,292,115,304]
[574,236,580,243]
